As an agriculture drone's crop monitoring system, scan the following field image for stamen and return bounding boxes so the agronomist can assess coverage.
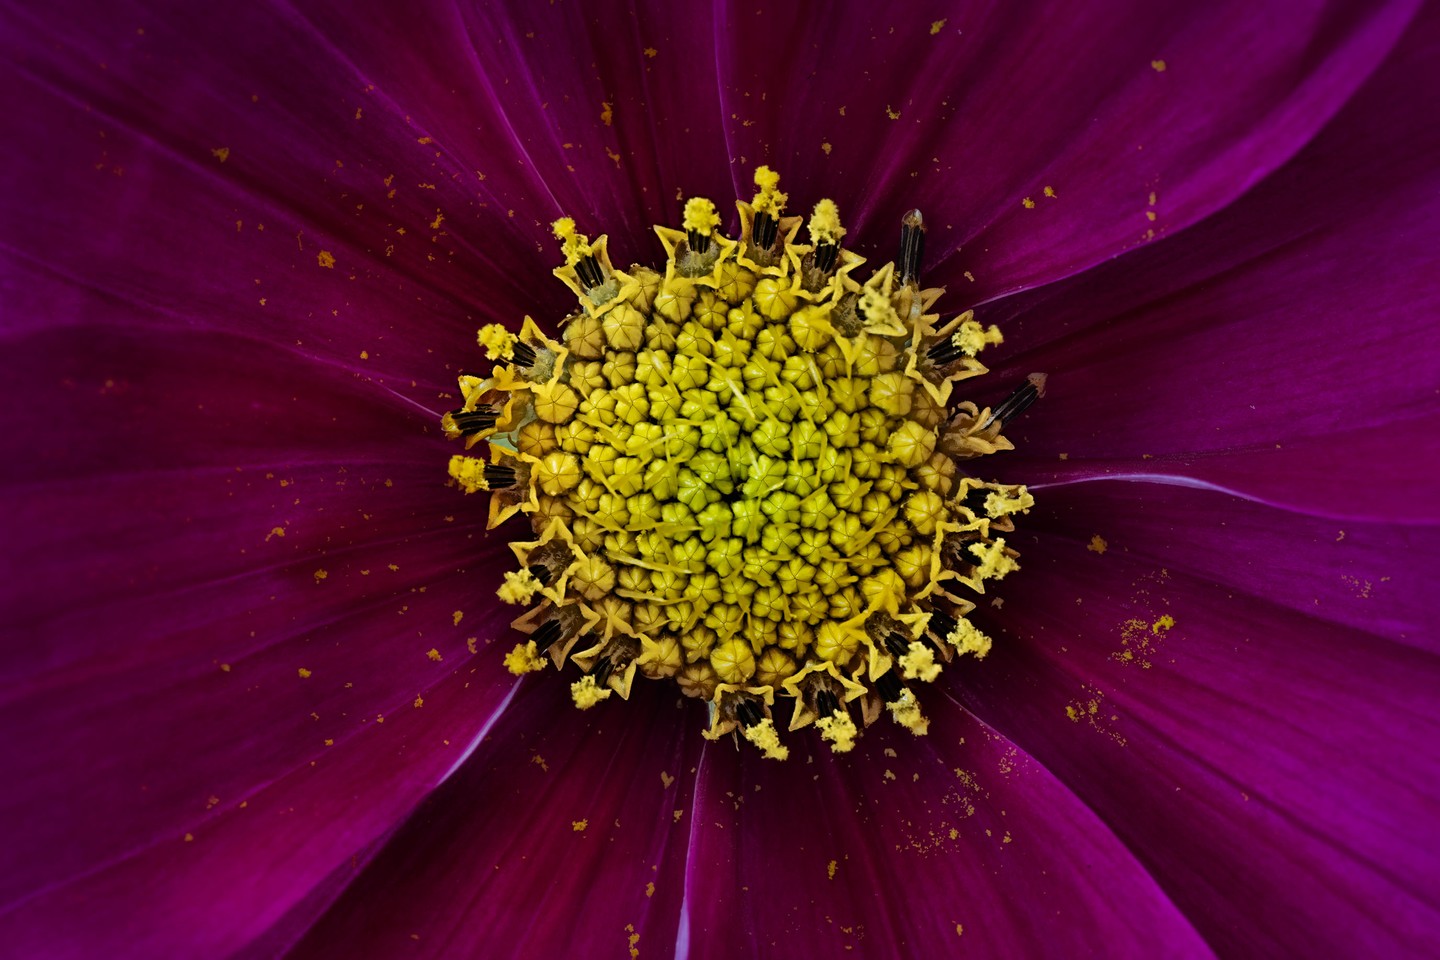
[927,609,958,642]
[981,373,1048,430]
[809,199,844,273]
[530,618,563,653]
[443,406,498,437]
[483,464,516,489]
[575,256,606,290]
[753,213,778,250]
[897,209,926,286]
[527,563,552,586]
[510,341,538,367]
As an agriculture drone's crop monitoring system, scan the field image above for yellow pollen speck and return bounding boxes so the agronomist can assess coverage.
[683,197,721,235]
[645,881,656,897]
[498,568,544,605]
[426,648,443,662]
[886,105,901,120]
[210,147,229,163]
[741,717,789,761]
[571,675,612,709]
[816,712,859,753]
[1152,59,1167,72]
[572,819,588,831]
[600,101,614,126]
[477,323,517,360]
[359,350,369,360]
[827,859,838,879]
[504,641,547,675]
[313,569,327,582]
[930,19,947,34]
[898,641,942,682]
[888,689,929,735]
[750,166,787,215]
[297,667,312,679]
[413,696,424,708]
[1088,536,1108,554]
[952,319,1003,357]
[452,610,464,626]
[551,217,593,264]
[1043,185,1057,198]
[947,618,992,659]
[820,141,832,155]
[643,47,657,58]
[317,250,335,269]
[1152,614,1175,635]
[184,833,194,842]
[1022,197,1036,209]
[808,199,844,245]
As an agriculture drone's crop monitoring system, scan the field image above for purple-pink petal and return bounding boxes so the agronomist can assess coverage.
[285,678,704,960]
[961,506,1440,957]
[680,693,1213,959]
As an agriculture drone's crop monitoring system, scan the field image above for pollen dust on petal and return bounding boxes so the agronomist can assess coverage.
[210,147,229,163]
[297,667,312,679]
[929,19,947,34]
[452,610,464,626]
[827,859,838,879]
[313,569,328,582]
[316,250,336,269]
[600,101,614,126]
[660,771,675,789]
[572,819,588,832]
[426,648,442,662]
[625,924,640,959]
[1151,59,1167,72]
[1088,535,1107,554]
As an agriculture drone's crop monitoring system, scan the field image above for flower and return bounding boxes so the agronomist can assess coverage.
[1,1,1437,957]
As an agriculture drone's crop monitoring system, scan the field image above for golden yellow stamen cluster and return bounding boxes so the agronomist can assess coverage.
[444,167,1035,758]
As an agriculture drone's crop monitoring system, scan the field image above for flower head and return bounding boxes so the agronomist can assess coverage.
[1,2,1438,957]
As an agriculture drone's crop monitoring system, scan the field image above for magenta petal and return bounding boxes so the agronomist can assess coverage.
[974,8,1440,518]
[1027,482,1440,654]
[0,667,518,958]
[962,523,1440,957]
[681,700,1211,958]
[0,325,518,928]
[285,679,705,959]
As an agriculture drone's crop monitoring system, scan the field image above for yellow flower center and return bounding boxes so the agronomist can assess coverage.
[443,168,1041,757]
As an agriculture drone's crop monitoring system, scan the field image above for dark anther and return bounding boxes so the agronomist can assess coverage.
[575,255,605,289]
[589,656,614,687]
[527,564,552,586]
[981,373,1048,430]
[531,619,563,652]
[961,486,991,516]
[686,229,712,256]
[897,209,926,286]
[927,609,957,642]
[735,699,765,728]
[815,688,841,718]
[814,242,839,273]
[483,464,517,489]
[753,212,778,250]
[447,406,497,436]
[510,341,537,367]
[884,632,912,658]
[927,334,965,366]
[875,670,905,704]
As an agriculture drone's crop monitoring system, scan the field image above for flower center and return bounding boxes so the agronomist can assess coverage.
[444,167,1041,758]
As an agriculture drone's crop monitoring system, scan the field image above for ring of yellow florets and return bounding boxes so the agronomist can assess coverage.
[443,167,1034,759]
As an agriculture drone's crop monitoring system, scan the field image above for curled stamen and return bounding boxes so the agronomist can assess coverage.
[897,209,925,286]
[981,373,1048,430]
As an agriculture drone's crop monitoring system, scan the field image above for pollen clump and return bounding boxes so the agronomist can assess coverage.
[442,167,1040,757]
